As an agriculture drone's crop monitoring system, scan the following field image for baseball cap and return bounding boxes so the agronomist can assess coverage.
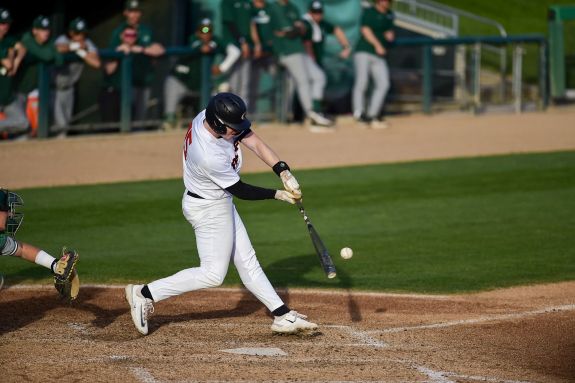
[69,17,88,33]
[32,15,51,30]
[0,8,12,24]
[198,18,212,34]
[310,1,323,12]
[125,0,142,11]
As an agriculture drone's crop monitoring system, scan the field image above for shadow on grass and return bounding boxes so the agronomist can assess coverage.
[1,265,51,284]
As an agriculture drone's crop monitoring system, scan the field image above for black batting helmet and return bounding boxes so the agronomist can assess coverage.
[205,92,251,135]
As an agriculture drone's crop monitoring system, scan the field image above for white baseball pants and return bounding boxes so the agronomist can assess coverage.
[147,194,285,312]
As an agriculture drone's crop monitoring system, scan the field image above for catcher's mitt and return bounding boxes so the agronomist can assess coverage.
[53,247,80,302]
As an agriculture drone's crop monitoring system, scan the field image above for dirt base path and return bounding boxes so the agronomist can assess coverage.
[1,108,575,189]
[0,282,574,382]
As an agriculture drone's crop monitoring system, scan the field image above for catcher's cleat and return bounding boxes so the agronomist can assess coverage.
[125,284,154,335]
[53,247,79,281]
[271,310,318,334]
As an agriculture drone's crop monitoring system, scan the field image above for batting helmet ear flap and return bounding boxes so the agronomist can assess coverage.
[205,102,228,135]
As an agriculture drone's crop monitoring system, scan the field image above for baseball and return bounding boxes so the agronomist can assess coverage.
[340,247,353,260]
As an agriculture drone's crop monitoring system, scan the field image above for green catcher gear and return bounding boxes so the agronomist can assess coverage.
[0,189,24,236]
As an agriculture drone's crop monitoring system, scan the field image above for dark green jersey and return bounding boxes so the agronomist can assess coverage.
[221,0,253,47]
[16,31,63,94]
[101,51,156,90]
[105,23,158,89]
[251,3,274,53]
[268,1,304,57]
[109,22,155,48]
[0,35,17,105]
[302,15,335,66]
[355,7,394,55]
[170,36,226,89]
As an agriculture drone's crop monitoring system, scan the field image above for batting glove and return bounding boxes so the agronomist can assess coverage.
[280,170,302,199]
[275,190,298,205]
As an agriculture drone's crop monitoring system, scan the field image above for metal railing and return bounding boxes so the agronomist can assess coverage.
[394,0,459,37]
[393,0,509,102]
[33,34,547,138]
[396,34,547,114]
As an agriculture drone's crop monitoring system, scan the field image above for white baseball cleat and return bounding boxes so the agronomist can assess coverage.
[271,310,318,334]
[125,284,154,335]
[308,111,333,127]
[370,119,390,129]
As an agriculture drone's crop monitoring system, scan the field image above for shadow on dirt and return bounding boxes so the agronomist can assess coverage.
[0,286,126,336]
[266,254,362,322]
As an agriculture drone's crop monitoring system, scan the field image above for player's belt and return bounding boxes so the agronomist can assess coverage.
[186,190,204,199]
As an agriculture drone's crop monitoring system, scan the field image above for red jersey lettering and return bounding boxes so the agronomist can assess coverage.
[183,124,193,160]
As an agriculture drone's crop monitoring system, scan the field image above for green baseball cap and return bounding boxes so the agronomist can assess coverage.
[198,18,212,34]
[309,1,323,12]
[125,0,141,10]
[32,15,51,30]
[69,17,88,33]
[0,8,13,23]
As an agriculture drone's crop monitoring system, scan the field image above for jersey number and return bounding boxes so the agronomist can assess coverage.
[183,125,193,160]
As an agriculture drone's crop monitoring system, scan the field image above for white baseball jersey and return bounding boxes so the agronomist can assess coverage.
[182,110,243,199]
[149,109,285,312]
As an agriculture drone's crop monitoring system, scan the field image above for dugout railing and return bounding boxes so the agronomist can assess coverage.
[33,34,548,139]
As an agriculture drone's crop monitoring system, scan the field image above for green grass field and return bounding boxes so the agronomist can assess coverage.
[2,151,574,293]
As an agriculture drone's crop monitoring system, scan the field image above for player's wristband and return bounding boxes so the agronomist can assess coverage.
[272,161,290,177]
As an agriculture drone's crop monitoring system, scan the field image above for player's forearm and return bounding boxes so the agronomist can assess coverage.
[219,44,241,73]
[334,27,351,50]
[361,26,384,51]
[225,180,276,200]
[242,132,281,168]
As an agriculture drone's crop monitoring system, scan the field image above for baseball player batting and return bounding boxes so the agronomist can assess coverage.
[125,92,318,335]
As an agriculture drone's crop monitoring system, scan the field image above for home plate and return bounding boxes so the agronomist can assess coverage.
[220,347,288,356]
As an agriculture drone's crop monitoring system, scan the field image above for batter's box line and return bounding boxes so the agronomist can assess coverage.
[414,365,533,383]
[326,325,388,348]
[367,304,575,334]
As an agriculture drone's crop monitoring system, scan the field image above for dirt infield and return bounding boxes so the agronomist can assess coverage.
[0,283,574,382]
[1,108,575,382]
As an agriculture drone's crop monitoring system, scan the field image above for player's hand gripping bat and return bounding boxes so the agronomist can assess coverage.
[296,200,337,279]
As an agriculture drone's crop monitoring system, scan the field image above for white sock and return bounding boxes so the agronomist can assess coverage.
[34,251,56,272]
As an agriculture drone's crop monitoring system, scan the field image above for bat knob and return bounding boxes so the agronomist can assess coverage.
[327,272,337,279]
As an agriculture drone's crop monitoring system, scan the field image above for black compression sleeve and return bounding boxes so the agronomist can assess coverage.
[225,180,276,200]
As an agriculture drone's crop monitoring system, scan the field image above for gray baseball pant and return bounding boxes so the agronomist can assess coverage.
[229,58,251,105]
[0,96,28,134]
[164,75,191,116]
[54,87,74,128]
[279,52,326,114]
[132,87,151,121]
[353,52,390,118]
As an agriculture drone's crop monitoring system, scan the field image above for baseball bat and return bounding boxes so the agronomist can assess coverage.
[296,200,337,279]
